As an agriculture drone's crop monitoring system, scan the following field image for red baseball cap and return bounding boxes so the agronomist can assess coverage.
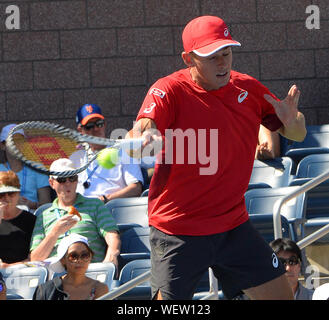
[182,16,241,57]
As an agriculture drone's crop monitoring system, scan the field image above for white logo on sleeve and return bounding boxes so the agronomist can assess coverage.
[143,102,156,114]
[149,88,166,99]
[238,91,248,103]
[272,253,279,268]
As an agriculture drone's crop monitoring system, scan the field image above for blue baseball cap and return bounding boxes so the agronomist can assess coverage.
[76,104,104,126]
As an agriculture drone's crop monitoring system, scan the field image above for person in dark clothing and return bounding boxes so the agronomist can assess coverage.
[33,233,108,300]
[0,171,36,267]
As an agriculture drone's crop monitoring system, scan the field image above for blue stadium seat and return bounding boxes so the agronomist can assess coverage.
[33,202,52,217]
[289,154,329,243]
[119,227,151,271]
[105,197,148,233]
[248,157,293,189]
[245,186,307,241]
[281,124,329,170]
[1,265,48,300]
[141,189,149,197]
[112,259,151,300]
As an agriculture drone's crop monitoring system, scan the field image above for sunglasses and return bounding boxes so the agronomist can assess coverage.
[67,251,91,263]
[0,192,18,198]
[279,256,300,267]
[55,176,78,184]
[83,119,105,131]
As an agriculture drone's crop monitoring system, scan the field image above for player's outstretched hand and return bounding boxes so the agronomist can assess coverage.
[264,84,300,128]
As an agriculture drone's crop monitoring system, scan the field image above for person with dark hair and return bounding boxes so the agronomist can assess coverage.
[270,238,314,300]
[33,234,109,300]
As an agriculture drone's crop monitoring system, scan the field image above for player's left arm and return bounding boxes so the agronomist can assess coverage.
[264,84,306,142]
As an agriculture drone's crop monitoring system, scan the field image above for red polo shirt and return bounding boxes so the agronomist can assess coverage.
[137,69,282,236]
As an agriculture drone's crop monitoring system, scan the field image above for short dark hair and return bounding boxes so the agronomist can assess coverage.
[269,238,302,261]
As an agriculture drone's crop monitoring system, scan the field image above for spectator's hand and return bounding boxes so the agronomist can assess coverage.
[52,215,78,236]
[264,84,300,128]
[255,142,275,160]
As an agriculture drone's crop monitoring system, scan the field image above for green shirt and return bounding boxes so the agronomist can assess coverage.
[30,193,119,262]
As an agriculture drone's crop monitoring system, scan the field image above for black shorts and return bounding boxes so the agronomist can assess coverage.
[150,219,286,300]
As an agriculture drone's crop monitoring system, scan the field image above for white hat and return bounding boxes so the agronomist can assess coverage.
[312,283,329,300]
[0,185,20,193]
[48,233,90,273]
[49,158,76,179]
[0,124,24,142]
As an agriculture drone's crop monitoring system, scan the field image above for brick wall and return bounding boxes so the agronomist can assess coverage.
[0,0,328,134]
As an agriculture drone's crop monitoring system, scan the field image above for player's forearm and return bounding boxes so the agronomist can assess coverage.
[278,112,306,142]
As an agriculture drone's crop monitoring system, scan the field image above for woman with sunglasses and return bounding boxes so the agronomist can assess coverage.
[33,234,109,300]
[0,171,36,268]
[270,238,314,300]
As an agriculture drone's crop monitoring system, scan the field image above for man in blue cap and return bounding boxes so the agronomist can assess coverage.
[70,104,143,202]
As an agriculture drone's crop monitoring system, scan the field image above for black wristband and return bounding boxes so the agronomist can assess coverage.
[102,195,108,204]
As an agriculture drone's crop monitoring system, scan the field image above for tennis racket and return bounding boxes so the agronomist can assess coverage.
[6,121,144,177]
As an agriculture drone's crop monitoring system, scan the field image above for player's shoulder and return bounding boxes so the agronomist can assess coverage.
[148,69,189,94]
[231,70,269,94]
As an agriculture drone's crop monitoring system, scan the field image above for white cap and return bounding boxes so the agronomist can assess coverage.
[49,158,76,179]
[48,233,90,274]
[312,283,329,300]
[0,124,24,142]
[0,185,20,193]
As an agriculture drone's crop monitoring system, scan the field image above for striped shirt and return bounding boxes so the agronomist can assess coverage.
[30,193,119,262]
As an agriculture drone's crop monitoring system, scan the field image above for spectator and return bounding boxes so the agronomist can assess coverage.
[30,158,121,272]
[33,234,109,300]
[0,124,51,212]
[255,125,281,160]
[0,171,36,267]
[270,238,314,300]
[70,104,143,203]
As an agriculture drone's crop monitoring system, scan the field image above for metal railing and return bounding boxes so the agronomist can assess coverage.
[99,171,329,301]
[273,169,329,239]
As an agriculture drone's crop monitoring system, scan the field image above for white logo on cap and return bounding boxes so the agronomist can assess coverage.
[144,102,156,114]
[224,28,229,37]
[238,91,248,103]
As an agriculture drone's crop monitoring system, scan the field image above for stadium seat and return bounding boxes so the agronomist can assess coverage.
[248,157,293,189]
[105,197,149,233]
[288,154,329,243]
[245,186,308,241]
[112,259,151,300]
[33,202,52,217]
[119,227,151,271]
[1,265,48,300]
[141,189,149,197]
[280,124,329,171]
[50,262,116,289]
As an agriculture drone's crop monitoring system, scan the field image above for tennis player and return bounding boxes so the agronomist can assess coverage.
[127,15,306,300]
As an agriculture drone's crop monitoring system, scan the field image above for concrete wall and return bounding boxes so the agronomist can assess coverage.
[0,0,328,134]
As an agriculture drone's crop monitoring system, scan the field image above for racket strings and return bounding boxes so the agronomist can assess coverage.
[12,128,80,169]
